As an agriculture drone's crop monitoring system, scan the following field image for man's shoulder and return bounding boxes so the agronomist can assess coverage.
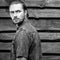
[22,22,37,33]
[17,22,37,36]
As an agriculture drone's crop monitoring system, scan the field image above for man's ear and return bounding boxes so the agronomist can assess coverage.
[25,10,27,16]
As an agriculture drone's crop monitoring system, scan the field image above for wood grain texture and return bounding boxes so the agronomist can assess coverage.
[28,9,60,17]
[0,53,11,60]
[42,56,60,60]
[1,0,60,7]
[1,9,60,17]
[0,42,12,50]
[42,42,60,53]
[0,19,16,31]
[0,19,60,30]
[39,33,60,39]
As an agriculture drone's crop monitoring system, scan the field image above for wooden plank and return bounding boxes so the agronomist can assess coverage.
[0,18,60,31]
[46,0,60,7]
[0,0,7,6]
[42,42,60,53]
[1,9,60,18]
[0,0,46,7]
[30,19,60,30]
[46,20,60,30]
[24,0,46,7]
[24,0,60,7]
[1,0,60,7]
[39,33,60,39]
[1,31,60,40]
[28,9,60,18]
[1,32,60,40]
[0,19,16,31]
[30,20,48,30]
[0,53,11,60]
[0,9,9,17]
[0,42,12,50]
[0,33,15,40]
[42,56,60,60]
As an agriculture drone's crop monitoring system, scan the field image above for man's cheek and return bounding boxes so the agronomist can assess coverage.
[10,15,14,19]
[19,15,24,19]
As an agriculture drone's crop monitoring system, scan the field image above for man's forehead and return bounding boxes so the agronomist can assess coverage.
[9,3,23,11]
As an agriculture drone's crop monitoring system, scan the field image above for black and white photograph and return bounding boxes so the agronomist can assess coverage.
[0,0,60,60]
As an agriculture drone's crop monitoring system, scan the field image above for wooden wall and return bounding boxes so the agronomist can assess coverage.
[0,0,60,60]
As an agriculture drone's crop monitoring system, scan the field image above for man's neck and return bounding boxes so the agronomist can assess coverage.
[16,19,28,30]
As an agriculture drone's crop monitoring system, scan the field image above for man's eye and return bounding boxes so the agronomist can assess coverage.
[10,11,14,14]
[16,10,21,13]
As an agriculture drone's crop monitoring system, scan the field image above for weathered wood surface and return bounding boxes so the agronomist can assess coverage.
[0,19,60,30]
[0,53,11,60]
[28,9,60,18]
[42,42,60,53]
[39,33,60,39]
[0,19,60,40]
[0,42,12,50]
[1,33,60,53]
[1,9,60,17]
[0,19,16,31]
[42,56,60,60]
[1,0,60,7]
[1,32,60,40]
[0,9,9,17]
[30,19,60,30]
[0,0,60,60]
[0,33,15,40]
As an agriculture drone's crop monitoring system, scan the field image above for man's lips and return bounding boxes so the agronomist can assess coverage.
[13,18,19,20]
[13,18,19,23]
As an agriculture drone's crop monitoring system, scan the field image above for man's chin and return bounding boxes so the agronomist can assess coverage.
[13,22,18,25]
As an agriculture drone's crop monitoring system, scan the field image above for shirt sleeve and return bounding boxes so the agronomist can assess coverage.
[14,29,30,58]
[32,32,42,60]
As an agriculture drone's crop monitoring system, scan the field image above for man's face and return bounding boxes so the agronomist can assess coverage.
[9,3,26,24]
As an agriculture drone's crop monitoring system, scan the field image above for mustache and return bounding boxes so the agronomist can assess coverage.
[13,17,19,20]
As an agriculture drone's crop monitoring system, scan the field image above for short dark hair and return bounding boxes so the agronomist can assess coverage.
[5,0,27,12]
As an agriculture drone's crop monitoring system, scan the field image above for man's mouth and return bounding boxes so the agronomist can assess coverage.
[13,18,19,20]
[13,18,19,22]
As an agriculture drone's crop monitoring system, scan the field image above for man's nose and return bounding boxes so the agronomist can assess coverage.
[13,12,17,17]
[13,13,18,19]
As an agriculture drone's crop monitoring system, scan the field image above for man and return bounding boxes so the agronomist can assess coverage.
[5,0,42,60]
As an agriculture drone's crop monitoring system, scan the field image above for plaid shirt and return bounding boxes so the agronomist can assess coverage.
[12,21,42,60]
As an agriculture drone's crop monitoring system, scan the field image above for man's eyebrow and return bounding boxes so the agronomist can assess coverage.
[15,10,21,12]
[10,11,14,13]
[9,10,21,13]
